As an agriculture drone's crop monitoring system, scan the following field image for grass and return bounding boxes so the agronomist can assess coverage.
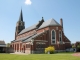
[0,53,80,60]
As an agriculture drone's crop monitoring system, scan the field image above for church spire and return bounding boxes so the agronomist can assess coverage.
[19,9,23,21]
[15,9,25,39]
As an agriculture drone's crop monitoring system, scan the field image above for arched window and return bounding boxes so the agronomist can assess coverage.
[51,30,56,44]
[59,31,62,43]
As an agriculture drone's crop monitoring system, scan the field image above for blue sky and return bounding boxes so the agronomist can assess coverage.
[0,0,80,44]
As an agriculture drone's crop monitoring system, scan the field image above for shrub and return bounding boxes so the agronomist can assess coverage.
[45,46,55,54]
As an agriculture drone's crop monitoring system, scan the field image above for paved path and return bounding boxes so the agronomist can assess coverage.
[72,52,80,57]
[10,52,80,57]
[10,53,29,55]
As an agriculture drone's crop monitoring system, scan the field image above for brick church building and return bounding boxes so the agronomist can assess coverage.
[11,10,71,54]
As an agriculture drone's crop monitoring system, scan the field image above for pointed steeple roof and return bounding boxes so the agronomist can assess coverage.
[19,9,23,21]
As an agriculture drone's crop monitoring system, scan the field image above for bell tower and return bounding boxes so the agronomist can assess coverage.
[15,9,25,40]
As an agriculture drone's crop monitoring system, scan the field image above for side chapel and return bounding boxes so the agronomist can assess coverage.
[11,10,71,54]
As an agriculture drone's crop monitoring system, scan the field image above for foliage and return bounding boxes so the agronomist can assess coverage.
[72,44,75,48]
[6,43,11,47]
[45,46,55,54]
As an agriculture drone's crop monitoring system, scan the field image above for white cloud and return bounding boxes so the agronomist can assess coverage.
[25,0,32,5]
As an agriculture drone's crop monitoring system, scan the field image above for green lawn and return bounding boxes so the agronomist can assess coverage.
[0,53,80,60]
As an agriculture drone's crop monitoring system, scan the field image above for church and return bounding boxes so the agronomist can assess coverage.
[11,10,71,54]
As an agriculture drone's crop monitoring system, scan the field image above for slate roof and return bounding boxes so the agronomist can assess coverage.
[14,34,36,42]
[0,40,5,45]
[23,30,48,42]
[14,30,48,42]
[19,24,37,35]
[19,18,60,35]
[38,18,60,29]
[23,32,44,42]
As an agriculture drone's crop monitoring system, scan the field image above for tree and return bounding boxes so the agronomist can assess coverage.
[77,44,80,48]
[6,43,11,47]
[72,44,75,48]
